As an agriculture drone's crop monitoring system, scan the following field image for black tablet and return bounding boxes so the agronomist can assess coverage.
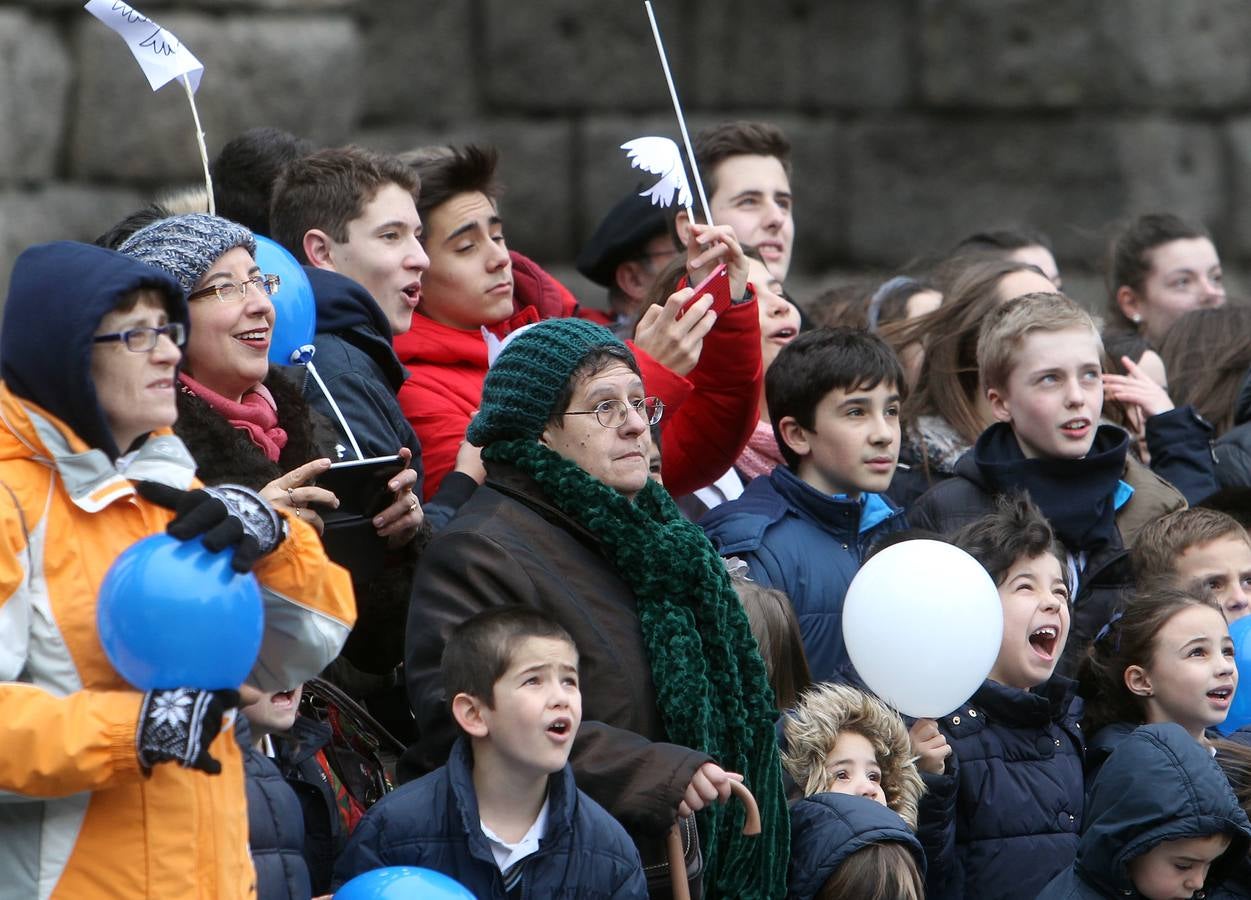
[315,454,405,519]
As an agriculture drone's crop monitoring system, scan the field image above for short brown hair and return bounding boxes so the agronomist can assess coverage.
[781,682,924,829]
[269,146,420,264]
[1132,508,1251,588]
[977,291,1102,392]
[816,842,925,900]
[441,607,577,712]
[694,121,792,199]
[400,144,501,224]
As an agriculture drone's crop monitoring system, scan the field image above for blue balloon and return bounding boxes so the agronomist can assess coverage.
[1218,615,1251,735]
[334,867,475,899]
[253,235,316,366]
[97,534,264,691]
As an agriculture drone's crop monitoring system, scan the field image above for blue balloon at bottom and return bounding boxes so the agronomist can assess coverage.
[97,533,263,691]
[335,867,475,899]
[1217,615,1251,736]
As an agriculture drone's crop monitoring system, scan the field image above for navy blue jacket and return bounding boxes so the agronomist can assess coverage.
[700,465,907,681]
[788,792,925,900]
[271,716,343,896]
[303,268,424,482]
[237,720,312,900]
[1038,723,1251,899]
[333,738,647,899]
[919,677,1085,900]
[910,423,1185,678]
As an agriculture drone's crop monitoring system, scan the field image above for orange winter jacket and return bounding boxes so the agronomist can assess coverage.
[0,385,356,900]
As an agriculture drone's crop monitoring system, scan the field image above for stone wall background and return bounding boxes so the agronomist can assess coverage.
[3,0,1250,313]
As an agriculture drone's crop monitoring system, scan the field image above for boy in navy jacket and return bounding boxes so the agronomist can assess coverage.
[909,292,1186,675]
[702,327,907,681]
[332,608,645,898]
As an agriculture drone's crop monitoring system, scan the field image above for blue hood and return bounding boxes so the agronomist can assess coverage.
[1,241,186,458]
[787,792,924,900]
[1076,723,1251,896]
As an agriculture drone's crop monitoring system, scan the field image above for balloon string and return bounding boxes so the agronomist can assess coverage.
[305,360,364,461]
[644,1,713,226]
[181,74,214,215]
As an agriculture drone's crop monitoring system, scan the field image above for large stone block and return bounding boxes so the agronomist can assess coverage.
[359,0,476,123]
[689,0,912,110]
[1223,118,1251,259]
[354,119,576,263]
[0,11,72,183]
[579,113,840,276]
[482,0,684,112]
[921,0,1251,109]
[840,116,1225,268]
[0,184,146,313]
[69,14,362,183]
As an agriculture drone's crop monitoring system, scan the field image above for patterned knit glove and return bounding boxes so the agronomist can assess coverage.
[136,688,240,775]
[134,481,286,573]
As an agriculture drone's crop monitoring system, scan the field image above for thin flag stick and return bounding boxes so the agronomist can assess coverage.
[644,1,713,226]
[181,73,214,215]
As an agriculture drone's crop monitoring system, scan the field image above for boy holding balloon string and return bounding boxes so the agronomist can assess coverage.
[913,494,1085,900]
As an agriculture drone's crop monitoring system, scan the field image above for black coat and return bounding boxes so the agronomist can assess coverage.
[334,738,647,898]
[909,424,1185,677]
[271,716,343,897]
[918,677,1085,900]
[1037,723,1251,899]
[237,720,311,900]
[402,463,710,858]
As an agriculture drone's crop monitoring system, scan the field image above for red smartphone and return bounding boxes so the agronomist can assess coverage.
[679,263,732,319]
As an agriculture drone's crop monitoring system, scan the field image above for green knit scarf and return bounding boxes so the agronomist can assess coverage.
[484,438,789,899]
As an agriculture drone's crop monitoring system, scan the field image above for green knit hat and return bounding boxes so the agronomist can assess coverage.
[468,318,632,447]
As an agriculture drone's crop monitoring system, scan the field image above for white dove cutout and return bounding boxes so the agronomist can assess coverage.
[621,137,694,214]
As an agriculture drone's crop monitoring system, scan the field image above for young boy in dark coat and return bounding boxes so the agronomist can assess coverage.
[909,292,1186,676]
[1038,723,1251,899]
[701,327,908,682]
[333,608,646,898]
[914,496,1085,900]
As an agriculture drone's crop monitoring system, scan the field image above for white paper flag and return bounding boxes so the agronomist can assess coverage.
[621,136,693,211]
[84,1,204,93]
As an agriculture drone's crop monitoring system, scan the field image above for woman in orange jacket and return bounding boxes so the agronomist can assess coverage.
[0,241,356,899]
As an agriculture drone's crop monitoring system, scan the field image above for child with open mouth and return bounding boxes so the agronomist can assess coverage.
[912,494,1084,900]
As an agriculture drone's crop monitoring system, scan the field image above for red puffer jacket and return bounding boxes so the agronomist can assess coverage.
[395,250,759,499]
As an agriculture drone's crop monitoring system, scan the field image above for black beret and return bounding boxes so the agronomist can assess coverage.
[575,190,671,287]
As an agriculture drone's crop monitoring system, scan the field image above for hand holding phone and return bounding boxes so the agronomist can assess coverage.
[679,263,731,320]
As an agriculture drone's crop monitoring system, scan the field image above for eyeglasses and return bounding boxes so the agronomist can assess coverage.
[563,397,664,428]
[187,274,281,303]
[92,322,187,352]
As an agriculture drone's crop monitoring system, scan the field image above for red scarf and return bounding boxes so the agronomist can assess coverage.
[179,372,288,463]
[736,419,785,482]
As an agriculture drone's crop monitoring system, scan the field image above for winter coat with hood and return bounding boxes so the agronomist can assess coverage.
[700,463,908,682]
[333,737,647,898]
[0,242,356,900]
[394,250,762,500]
[787,792,926,900]
[909,423,1186,677]
[1037,723,1251,899]
[401,462,711,871]
[918,676,1085,900]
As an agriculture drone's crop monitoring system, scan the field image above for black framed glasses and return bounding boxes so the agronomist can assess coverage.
[187,274,281,303]
[92,322,187,352]
[563,397,664,428]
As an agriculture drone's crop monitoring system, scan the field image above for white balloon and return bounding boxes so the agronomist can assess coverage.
[842,539,1003,719]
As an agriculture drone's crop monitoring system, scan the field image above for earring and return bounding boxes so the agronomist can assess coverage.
[1132,314,1142,324]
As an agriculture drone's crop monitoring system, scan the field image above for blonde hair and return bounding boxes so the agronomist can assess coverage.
[977,291,1102,392]
[781,683,924,829]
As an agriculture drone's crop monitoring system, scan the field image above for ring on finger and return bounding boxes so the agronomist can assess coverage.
[408,495,418,513]
[286,486,296,505]
[292,506,303,520]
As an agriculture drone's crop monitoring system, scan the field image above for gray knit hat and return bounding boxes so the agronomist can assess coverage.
[467,318,634,447]
[117,213,256,295]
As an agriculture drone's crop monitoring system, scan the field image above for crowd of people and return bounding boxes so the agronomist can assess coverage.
[2,116,1251,900]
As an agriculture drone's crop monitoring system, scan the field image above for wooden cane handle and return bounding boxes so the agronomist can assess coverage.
[730,780,761,835]
[667,822,691,900]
